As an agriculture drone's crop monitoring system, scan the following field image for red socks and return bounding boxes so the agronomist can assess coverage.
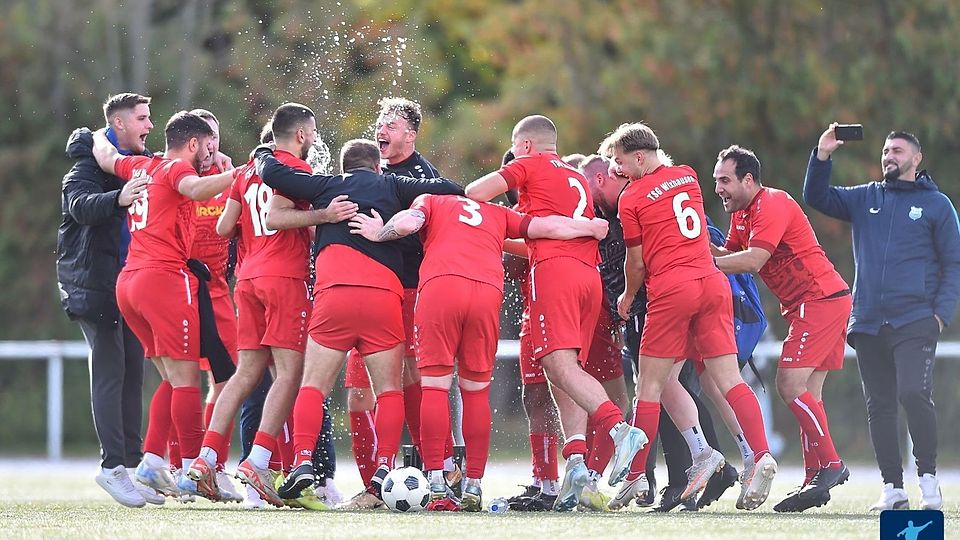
[374,390,404,468]
[203,402,232,468]
[460,386,491,479]
[627,400,660,480]
[800,430,819,483]
[167,424,180,465]
[292,386,326,467]
[586,400,622,473]
[403,382,423,447]
[143,380,172,457]
[419,387,450,471]
[349,410,378,486]
[529,432,559,481]
[171,386,203,461]
[725,383,770,461]
[561,437,587,459]
[788,392,841,469]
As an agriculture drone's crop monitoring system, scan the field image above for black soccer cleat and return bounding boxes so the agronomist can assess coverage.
[797,465,849,502]
[506,484,541,510]
[277,462,316,500]
[774,486,831,513]
[697,463,739,509]
[651,484,687,513]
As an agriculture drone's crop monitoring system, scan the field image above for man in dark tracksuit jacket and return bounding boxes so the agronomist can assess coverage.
[804,124,960,511]
[56,94,155,508]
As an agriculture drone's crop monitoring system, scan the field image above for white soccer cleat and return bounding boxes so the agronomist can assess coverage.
[554,455,589,512]
[126,468,164,505]
[217,470,244,503]
[608,474,648,511]
[918,474,942,511]
[241,483,267,510]
[96,465,147,508]
[869,482,910,511]
[134,460,179,497]
[738,452,777,510]
[680,449,725,502]
[608,423,649,487]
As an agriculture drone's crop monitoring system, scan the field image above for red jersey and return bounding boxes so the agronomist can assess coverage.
[725,187,848,314]
[190,164,230,275]
[618,165,716,293]
[413,194,532,292]
[228,150,312,281]
[499,153,599,267]
[115,155,198,272]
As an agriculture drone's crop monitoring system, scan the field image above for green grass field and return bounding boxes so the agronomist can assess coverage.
[1,460,956,539]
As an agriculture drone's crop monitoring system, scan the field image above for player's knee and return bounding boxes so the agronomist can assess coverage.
[459,368,492,391]
[775,374,804,403]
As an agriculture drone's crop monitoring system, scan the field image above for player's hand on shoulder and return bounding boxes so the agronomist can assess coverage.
[348,208,384,241]
[321,194,359,224]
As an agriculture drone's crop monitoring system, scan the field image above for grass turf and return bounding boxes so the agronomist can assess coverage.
[1,460,956,539]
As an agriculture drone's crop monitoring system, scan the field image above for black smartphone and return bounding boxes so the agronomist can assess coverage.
[835,124,863,141]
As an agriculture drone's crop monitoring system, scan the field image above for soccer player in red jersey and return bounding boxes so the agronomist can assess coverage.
[90,111,237,501]
[350,193,607,511]
[465,115,646,512]
[602,123,777,510]
[253,138,462,510]
[712,145,851,512]
[175,108,243,503]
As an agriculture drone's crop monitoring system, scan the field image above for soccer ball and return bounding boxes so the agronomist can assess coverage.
[381,467,430,512]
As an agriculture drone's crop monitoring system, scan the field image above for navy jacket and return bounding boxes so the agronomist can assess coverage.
[56,129,131,322]
[803,149,960,334]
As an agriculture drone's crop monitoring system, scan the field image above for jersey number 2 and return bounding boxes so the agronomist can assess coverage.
[243,183,278,237]
[672,192,701,239]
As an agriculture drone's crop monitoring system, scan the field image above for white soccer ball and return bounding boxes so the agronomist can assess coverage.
[381,467,431,512]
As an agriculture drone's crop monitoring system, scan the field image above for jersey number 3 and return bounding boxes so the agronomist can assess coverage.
[457,197,483,226]
[672,192,701,239]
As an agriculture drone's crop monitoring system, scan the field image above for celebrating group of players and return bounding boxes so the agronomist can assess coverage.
[76,90,867,514]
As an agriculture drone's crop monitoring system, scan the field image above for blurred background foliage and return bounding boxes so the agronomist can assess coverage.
[1,0,958,461]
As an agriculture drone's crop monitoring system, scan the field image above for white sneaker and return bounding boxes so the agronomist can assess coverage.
[608,474,648,510]
[869,483,910,511]
[217,471,244,503]
[321,478,346,506]
[608,423,648,487]
[126,468,164,505]
[918,474,942,511]
[739,452,777,510]
[96,465,147,508]
[241,484,267,510]
[680,449,725,502]
[134,459,179,497]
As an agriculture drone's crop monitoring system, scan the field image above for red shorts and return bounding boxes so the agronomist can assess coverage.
[518,304,547,385]
[781,293,852,371]
[117,267,200,361]
[640,272,737,360]
[583,307,624,383]
[235,276,311,353]
[309,285,404,355]
[415,276,501,376]
[528,258,602,362]
[344,349,369,389]
[200,291,238,371]
[402,288,417,357]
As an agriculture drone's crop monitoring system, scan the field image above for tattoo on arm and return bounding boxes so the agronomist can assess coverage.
[376,224,405,242]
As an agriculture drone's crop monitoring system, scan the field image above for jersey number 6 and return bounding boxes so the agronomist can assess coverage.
[672,192,701,239]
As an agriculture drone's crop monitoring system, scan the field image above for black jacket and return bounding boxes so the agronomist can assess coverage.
[56,128,135,322]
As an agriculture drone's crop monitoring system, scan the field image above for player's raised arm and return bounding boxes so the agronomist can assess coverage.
[177,168,234,201]
[464,171,509,202]
[91,128,123,175]
[254,146,329,202]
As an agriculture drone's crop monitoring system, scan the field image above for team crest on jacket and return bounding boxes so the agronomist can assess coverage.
[909,206,923,220]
